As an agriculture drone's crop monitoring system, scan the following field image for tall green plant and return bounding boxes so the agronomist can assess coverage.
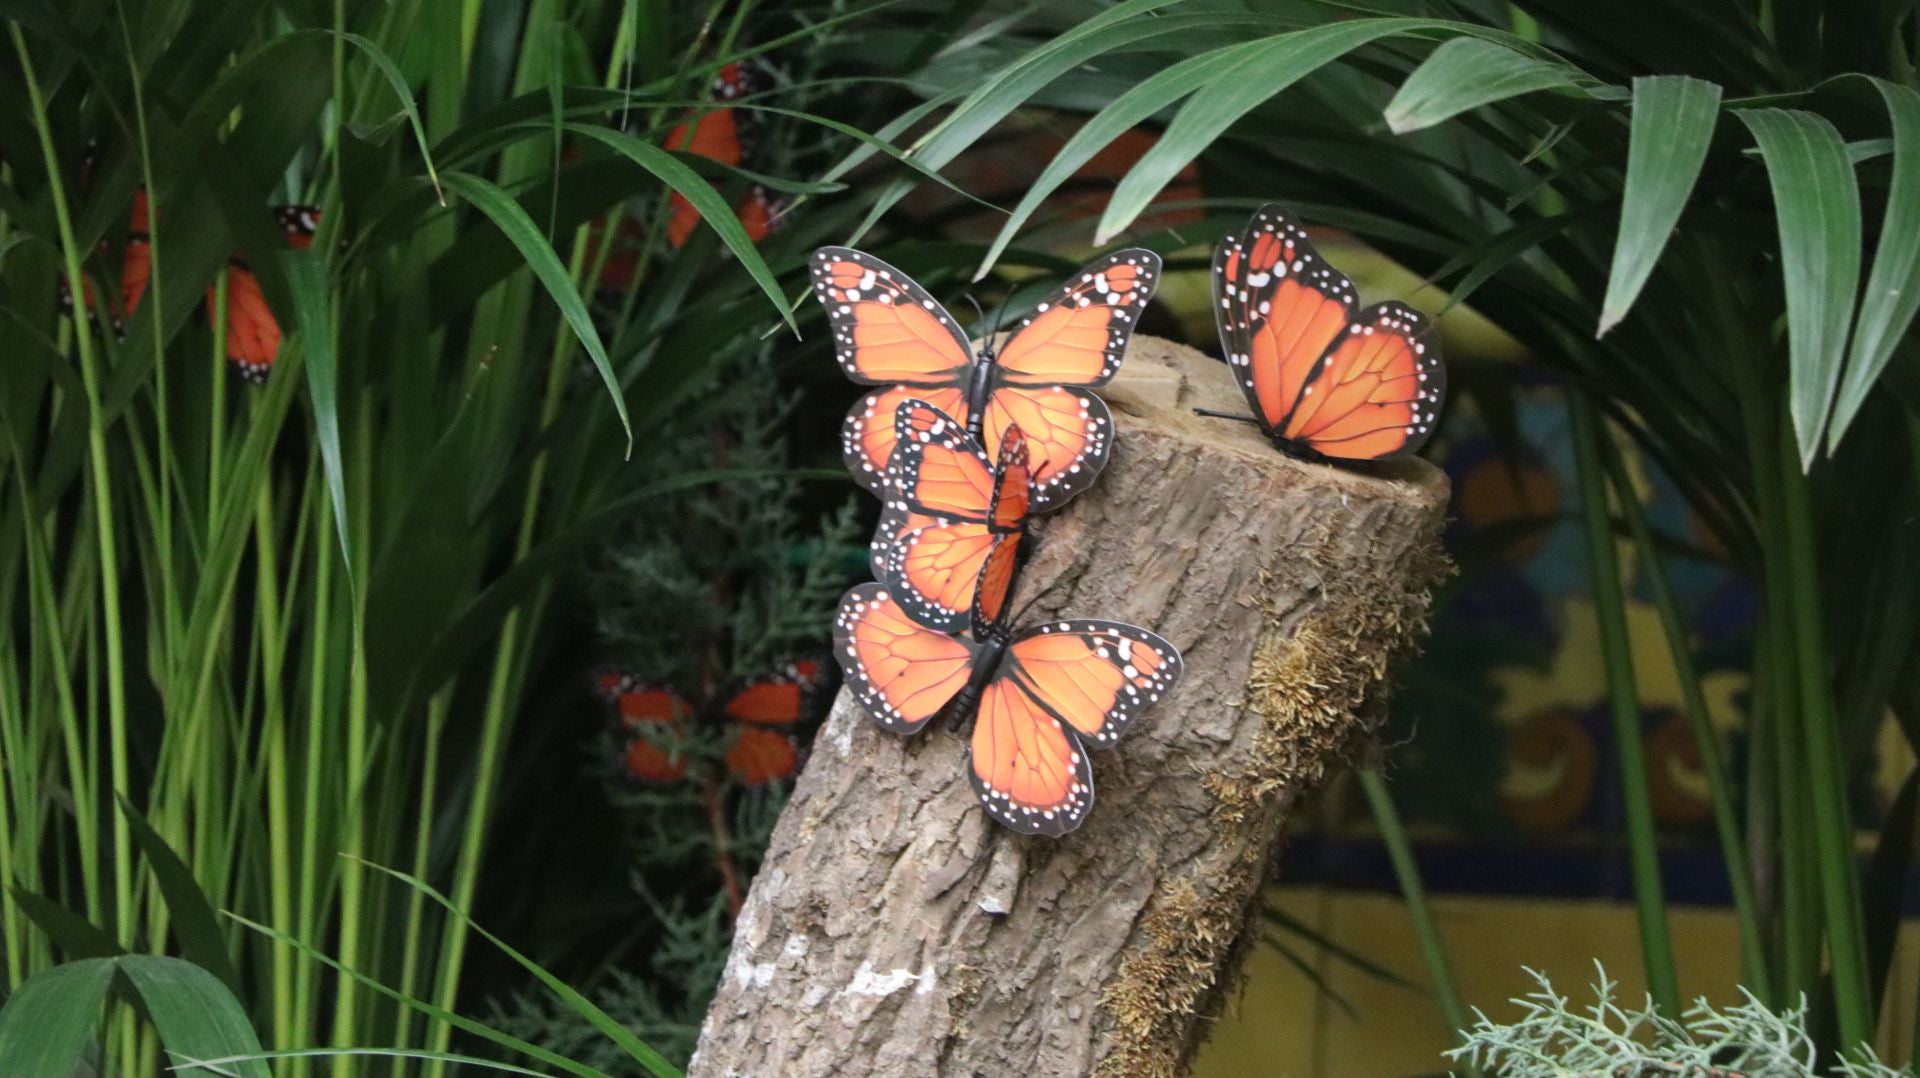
[0,0,898,1070]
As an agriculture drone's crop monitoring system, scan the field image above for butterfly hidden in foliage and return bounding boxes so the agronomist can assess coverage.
[662,60,784,249]
[594,659,829,787]
[1209,204,1446,461]
[872,399,1032,633]
[812,245,1160,512]
[60,186,319,382]
[834,526,1183,838]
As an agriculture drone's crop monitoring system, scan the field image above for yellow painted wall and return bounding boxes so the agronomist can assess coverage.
[1193,888,1920,1077]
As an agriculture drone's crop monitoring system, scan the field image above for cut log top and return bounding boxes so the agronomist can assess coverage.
[690,335,1449,1078]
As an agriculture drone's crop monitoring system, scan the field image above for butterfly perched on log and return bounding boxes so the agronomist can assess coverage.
[812,245,1160,511]
[871,399,1032,633]
[594,659,829,787]
[833,533,1183,837]
[1207,204,1445,461]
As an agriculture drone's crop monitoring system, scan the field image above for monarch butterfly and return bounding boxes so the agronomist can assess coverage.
[813,245,1160,512]
[66,187,320,383]
[662,61,782,249]
[593,659,828,787]
[834,533,1182,837]
[872,399,1031,633]
[1208,204,1446,461]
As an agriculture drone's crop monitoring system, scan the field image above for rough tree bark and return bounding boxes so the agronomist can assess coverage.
[689,335,1450,1078]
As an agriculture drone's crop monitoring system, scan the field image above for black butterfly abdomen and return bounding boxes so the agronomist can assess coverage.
[963,349,997,441]
[944,634,1009,731]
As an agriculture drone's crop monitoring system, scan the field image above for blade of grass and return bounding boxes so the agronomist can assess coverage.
[1736,109,1863,469]
[283,249,350,569]
[1095,19,1455,244]
[1600,437,1769,1001]
[559,124,795,334]
[116,797,243,996]
[226,912,617,1078]
[357,859,681,1078]
[1569,390,1680,1016]
[1827,79,1920,450]
[438,171,633,454]
[1598,75,1722,336]
[1776,420,1873,1050]
[1356,770,1481,1076]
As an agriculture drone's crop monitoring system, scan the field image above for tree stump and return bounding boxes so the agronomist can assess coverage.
[688,335,1450,1078]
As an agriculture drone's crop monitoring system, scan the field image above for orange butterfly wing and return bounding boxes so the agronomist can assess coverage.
[724,679,807,727]
[993,249,1158,388]
[214,205,320,383]
[218,264,282,383]
[843,384,970,496]
[812,247,973,386]
[833,583,976,734]
[120,187,153,319]
[1215,205,1444,460]
[1214,205,1358,432]
[664,108,744,167]
[873,415,1028,633]
[1281,302,1444,460]
[885,400,994,521]
[980,385,1107,512]
[726,727,799,786]
[596,675,693,784]
[978,249,1157,509]
[969,531,1024,636]
[967,676,1093,837]
[875,518,1002,633]
[1007,620,1183,747]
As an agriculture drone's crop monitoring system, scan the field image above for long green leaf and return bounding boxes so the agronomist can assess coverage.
[1095,20,1440,244]
[0,958,117,1077]
[117,956,268,1078]
[7,888,123,960]
[187,1048,555,1076]
[1827,79,1920,451]
[1598,75,1722,337]
[283,248,351,569]
[116,798,243,995]
[355,860,681,1077]
[558,123,795,335]
[225,913,616,1078]
[974,38,1264,278]
[438,171,633,453]
[331,29,444,203]
[856,2,1227,240]
[1737,108,1864,468]
[1384,35,1602,135]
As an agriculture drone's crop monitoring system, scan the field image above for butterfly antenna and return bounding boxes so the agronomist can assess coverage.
[961,293,988,335]
[986,293,1015,355]
[1010,568,1068,626]
[1192,407,1262,425]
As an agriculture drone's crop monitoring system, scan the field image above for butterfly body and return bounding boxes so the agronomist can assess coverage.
[835,525,1181,836]
[1212,205,1445,461]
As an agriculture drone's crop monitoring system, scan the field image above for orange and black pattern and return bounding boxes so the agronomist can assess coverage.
[593,658,827,787]
[813,245,1158,511]
[872,400,1030,632]
[1213,204,1445,460]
